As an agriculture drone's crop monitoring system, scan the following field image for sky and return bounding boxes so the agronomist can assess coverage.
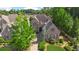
[0,0,51,7]
[0,0,79,9]
[0,7,43,11]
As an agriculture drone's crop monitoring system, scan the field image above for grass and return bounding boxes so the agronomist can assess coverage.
[47,44,65,51]
[0,48,11,51]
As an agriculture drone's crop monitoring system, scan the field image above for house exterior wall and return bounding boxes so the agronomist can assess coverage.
[1,25,11,40]
[0,17,2,32]
[0,17,6,33]
[1,19,7,30]
[36,31,44,42]
[42,21,60,41]
[0,16,11,39]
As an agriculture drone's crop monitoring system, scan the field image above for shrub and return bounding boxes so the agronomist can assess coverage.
[0,37,5,43]
[38,39,46,51]
[64,46,73,51]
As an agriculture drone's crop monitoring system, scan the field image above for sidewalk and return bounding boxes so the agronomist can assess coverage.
[29,38,38,51]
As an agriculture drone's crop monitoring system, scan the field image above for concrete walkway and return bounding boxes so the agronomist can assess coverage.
[0,33,1,37]
[45,43,49,51]
[60,42,68,48]
[29,38,38,51]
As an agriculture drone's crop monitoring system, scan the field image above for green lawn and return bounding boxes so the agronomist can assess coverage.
[47,44,65,51]
[0,48,11,51]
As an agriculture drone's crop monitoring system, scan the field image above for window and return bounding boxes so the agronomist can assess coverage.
[39,27,42,32]
[51,28,55,31]
[6,36,9,39]
[0,29,1,32]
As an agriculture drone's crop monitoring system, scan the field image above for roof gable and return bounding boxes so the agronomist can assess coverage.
[8,14,18,24]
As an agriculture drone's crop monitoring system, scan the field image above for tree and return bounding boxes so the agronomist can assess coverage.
[52,8,73,34]
[10,14,35,50]
[0,10,9,15]
[66,8,79,18]
[17,9,25,15]
[69,17,79,50]
[40,8,73,34]
[9,9,16,14]
[38,7,53,16]
[71,17,79,40]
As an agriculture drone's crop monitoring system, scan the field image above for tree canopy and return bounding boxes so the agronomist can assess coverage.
[10,14,35,50]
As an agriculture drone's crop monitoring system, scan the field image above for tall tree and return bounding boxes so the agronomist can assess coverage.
[9,9,16,14]
[52,8,73,34]
[10,14,35,50]
[71,17,79,40]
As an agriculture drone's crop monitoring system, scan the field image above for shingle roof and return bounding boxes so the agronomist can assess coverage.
[1,15,11,27]
[34,14,52,24]
[0,14,17,40]
[8,14,18,24]
[32,14,52,28]
[36,14,48,23]
[48,23,60,35]
[1,14,17,27]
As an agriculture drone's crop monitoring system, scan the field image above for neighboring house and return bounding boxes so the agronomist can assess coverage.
[0,14,17,39]
[30,14,60,42]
